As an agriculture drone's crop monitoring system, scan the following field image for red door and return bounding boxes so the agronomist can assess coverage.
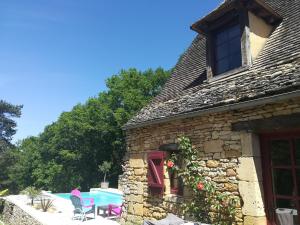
[261,131,300,225]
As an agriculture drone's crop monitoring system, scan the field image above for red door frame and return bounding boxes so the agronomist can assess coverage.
[260,130,300,225]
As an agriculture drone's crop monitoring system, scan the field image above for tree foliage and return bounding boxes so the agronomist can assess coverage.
[0,100,22,192]
[98,161,112,183]
[0,100,22,152]
[7,68,170,193]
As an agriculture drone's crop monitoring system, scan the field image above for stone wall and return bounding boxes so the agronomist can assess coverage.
[120,97,300,225]
[0,198,42,225]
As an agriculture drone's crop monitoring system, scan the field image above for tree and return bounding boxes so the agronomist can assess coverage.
[0,100,22,192]
[6,68,170,193]
[0,100,22,152]
[98,161,112,183]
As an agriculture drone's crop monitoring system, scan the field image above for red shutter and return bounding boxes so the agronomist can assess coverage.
[147,151,165,195]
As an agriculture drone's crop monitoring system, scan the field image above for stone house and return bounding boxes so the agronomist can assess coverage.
[120,0,300,224]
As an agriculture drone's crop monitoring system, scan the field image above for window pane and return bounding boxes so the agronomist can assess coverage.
[229,52,242,70]
[228,25,240,39]
[276,199,296,209]
[213,23,242,75]
[216,58,229,75]
[270,140,291,166]
[216,30,228,45]
[215,43,228,60]
[273,169,294,196]
[295,139,300,165]
[229,37,241,54]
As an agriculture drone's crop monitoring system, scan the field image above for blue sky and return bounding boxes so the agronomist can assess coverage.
[0,0,222,142]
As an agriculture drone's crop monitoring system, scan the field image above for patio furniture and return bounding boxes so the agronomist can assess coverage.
[108,204,122,217]
[97,205,110,217]
[70,189,95,221]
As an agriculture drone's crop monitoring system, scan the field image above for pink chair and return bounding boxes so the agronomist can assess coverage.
[70,189,95,221]
[108,204,122,217]
[70,189,95,206]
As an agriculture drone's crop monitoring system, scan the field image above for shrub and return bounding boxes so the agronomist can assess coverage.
[40,198,54,212]
[20,187,41,206]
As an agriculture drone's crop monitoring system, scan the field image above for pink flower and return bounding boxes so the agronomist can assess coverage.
[197,182,204,191]
[167,160,174,168]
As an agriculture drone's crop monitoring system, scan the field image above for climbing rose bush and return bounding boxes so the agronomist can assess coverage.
[167,160,174,168]
[196,182,204,191]
[167,136,239,225]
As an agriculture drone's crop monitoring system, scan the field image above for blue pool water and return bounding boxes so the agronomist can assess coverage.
[55,191,123,206]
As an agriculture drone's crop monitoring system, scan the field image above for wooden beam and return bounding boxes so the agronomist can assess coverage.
[232,113,300,132]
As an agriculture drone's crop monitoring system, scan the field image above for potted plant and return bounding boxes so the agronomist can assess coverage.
[98,161,112,189]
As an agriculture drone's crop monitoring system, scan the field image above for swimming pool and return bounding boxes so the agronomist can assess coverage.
[55,191,123,206]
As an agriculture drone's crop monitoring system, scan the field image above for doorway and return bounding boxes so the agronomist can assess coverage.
[261,131,300,225]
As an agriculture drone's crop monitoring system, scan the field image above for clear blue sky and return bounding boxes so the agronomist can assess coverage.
[0,0,222,142]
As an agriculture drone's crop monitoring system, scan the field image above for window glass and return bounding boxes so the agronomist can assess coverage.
[214,23,242,75]
[230,53,242,69]
[229,37,241,54]
[216,43,228,60]
[273,169,294,196]
[216,58,229,75]
[270,140,291,166]
[216,30,228,45]
[276,199,296,209]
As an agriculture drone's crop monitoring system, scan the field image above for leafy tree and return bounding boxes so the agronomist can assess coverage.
[5,68,170,193]
[0,100,22,152]
[8,137,42,191]
[0,100,22,192]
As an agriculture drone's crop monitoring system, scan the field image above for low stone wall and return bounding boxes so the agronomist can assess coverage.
[0,198,42,225]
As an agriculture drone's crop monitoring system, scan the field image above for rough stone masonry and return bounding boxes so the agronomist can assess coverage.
[120,96,300,225]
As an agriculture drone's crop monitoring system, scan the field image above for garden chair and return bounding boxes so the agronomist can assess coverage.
[70,189,95,221]
[108,203,122,218]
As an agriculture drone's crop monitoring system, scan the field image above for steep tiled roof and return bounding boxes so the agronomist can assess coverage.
[125,0,300,129]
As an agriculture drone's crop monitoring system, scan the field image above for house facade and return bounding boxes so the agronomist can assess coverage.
[120,0,300,224]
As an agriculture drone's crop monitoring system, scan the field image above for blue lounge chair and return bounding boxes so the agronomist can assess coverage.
[70,189,95,221]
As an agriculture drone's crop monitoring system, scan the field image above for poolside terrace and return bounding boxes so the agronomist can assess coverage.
[1,189,122,225]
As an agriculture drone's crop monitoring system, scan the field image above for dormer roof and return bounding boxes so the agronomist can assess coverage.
[124,0,300,130]
[191,0,282,35]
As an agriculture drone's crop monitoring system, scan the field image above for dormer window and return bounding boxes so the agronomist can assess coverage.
[191,0,282,79]
[214,22,242,75]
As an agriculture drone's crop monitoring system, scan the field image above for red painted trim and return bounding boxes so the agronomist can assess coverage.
[147,151,165,195]
[148,160,162,185]
[260,130,300,225]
